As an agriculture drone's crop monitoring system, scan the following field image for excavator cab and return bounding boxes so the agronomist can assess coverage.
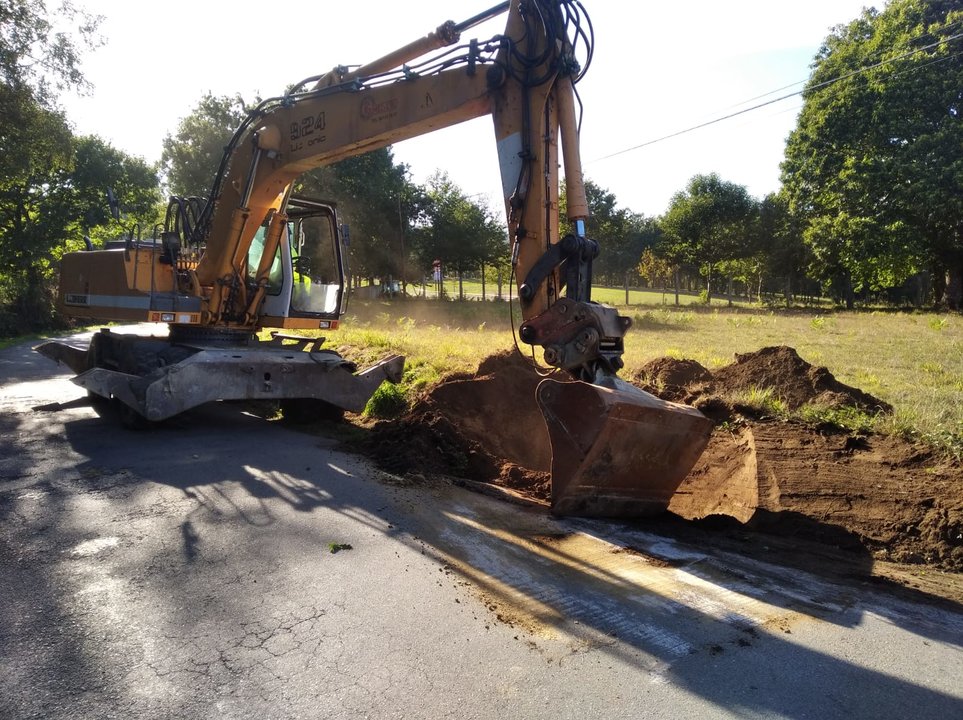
[250,196,347,329]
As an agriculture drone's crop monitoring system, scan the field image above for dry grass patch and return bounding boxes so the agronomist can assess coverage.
[317,298,963,457]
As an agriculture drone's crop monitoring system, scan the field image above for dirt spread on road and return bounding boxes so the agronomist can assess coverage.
[361,348,963,585]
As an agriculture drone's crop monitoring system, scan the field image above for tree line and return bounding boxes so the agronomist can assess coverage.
[2,0,961,336]
[582,0,963,311]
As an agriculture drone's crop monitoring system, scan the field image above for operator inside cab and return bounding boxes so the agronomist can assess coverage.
[247,213,340,316]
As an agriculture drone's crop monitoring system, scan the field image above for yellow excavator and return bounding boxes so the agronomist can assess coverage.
[37,0,711,518]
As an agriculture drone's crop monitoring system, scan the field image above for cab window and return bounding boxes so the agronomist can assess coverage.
[247,225,283,296]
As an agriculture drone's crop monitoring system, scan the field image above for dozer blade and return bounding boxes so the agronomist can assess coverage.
[536,377,713,518]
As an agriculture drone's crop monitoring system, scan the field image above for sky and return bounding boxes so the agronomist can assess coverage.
[58,0,874,218]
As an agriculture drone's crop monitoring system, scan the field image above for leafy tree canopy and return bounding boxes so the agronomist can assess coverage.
[0,124,158,331]
[782,0,963,306]
[756,191,811,304]
[659,173,757,300]
[411,171,506,276]
[160,93,249,197]
[0,1,162,334]
[0,0,101,105]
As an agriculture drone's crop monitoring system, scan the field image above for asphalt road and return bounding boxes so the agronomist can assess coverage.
[2,329,962,719]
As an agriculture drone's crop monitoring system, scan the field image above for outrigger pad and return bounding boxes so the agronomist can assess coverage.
[34,340,90,375]
[536,377,713,518]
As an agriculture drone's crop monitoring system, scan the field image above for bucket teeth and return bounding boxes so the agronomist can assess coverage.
[537,378,713,518]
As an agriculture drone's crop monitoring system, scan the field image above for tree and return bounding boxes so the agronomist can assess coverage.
[659,174,757,304]
[638,248,672,300]
[782,0,963,308]
[561,180,654,286]
[296,148,416,286]
[160,93,249,197]
[0,0,112,331]
[411,172,506,297]
[0,0,102,104]
[0,124,159,332]
[0,87,74,329]
[69,136,160,243]
[757,191,810,305]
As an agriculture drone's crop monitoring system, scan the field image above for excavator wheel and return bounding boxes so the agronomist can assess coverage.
[280,398,346,424]
[86,390,112,416]
[115,399,155,431]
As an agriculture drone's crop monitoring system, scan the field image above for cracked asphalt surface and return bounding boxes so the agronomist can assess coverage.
[2,329,963,719]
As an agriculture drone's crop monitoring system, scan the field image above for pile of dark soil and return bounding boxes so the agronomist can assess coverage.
[360,351,553,491]
[359,347,963,574]
[634,346,892,413]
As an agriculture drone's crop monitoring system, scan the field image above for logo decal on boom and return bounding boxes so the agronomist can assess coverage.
[361,97,399,121]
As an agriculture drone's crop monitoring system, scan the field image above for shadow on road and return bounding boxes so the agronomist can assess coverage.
[2,393,962,719]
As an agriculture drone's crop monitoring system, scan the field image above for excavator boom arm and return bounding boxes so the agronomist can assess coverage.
[193,0,607,364]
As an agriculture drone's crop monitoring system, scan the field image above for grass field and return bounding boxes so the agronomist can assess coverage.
[328,296,963,458]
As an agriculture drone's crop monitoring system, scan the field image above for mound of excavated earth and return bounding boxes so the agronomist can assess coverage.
[361,348,963,573]
[633,345,892,413]
[361,352,554,496]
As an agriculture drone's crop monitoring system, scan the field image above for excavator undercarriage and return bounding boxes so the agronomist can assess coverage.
[36,328,403,426]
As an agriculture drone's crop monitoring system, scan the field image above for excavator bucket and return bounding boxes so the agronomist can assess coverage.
[537,377,713,518]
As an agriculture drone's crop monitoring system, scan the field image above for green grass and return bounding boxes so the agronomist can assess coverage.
[295,296,963,458]
[736,386,790,417]
[364,382,408,419]
[796,404,880,435]
[0,321,121,350]
[0,335,36,351]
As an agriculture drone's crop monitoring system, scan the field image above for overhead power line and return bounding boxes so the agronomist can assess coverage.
[592,26,963,163]
[727,15,963,109]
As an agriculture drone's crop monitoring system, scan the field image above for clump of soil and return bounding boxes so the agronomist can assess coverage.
[361,351,553,489]
[360,346,963,574]
[634,358,713,403]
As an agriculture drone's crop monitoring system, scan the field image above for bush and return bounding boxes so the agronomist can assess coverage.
[364,382,408,419]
